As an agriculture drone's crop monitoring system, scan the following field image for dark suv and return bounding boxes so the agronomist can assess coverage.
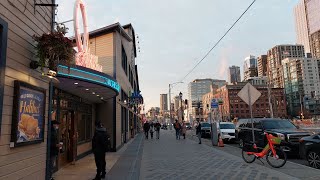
[236,118,311,155]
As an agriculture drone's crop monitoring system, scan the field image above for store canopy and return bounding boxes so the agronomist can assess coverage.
[54,65,120,103]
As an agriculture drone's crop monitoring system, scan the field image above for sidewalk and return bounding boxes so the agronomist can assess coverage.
[53,135,139,180]
[54,130,319,180]
[140,130,298,180]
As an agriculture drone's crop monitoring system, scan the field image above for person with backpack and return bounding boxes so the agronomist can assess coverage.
[174,120,181,140]
[154,121,161,139]
[92,121,110,180]
[143,121,150,139]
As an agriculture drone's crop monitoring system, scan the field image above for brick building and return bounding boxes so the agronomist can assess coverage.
[213,83,287,120]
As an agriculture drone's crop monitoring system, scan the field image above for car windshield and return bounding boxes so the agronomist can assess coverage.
[201,123,210,127]
[220,124,235,129]
[262,120,297,129]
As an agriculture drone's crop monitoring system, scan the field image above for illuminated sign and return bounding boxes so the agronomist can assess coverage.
[74,0,102,72]
[57,65,120,92]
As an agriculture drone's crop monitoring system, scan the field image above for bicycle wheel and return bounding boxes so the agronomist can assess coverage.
[266,147,287,168]
[242,149,256,163]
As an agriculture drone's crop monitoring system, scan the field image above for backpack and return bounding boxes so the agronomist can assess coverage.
[175,123,181,129]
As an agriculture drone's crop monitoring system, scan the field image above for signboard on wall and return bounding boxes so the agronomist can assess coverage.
[10,81,46,147]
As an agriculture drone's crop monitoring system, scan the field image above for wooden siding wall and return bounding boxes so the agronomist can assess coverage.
[89,33,114,76]
[0,0,52,179]
[114,30,136,149]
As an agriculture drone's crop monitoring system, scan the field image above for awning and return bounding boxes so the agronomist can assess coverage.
[54,65,120,103]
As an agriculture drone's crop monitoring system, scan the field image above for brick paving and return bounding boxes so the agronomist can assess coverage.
[140,130,298,180]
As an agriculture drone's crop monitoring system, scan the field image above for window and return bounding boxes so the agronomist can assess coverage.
[0,18,8,134]
[121,46,128,75]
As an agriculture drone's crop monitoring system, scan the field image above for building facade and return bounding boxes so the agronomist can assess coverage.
[89,23,141,150]
[160,94,168,115]
[213,83,287,120]
[246,76,268,86]
[0,1,141,179]
[294,0,311,54]
[228,65,241,84]
[257,55,268,77]
[282,57,320,118]
[202,85,218,120]
[267,45,305,88]
[310,30,320,58]
[243,55,258,81]
[188,79,226,121]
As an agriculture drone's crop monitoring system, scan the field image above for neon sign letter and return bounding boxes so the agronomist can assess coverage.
[74,0,102,72]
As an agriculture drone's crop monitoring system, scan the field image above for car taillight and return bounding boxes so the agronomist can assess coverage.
[299,139,304,143]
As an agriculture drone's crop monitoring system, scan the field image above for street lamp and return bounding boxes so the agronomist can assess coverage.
[179,92,183,122]
[169,81,183,127]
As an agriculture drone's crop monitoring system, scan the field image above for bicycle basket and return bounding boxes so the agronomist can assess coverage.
[269,136,281,145]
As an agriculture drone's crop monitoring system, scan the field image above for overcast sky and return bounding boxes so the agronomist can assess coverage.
[56,0,299,110]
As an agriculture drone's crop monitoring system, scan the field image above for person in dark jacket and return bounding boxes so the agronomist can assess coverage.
[174,120,181,140]
[143,121,150,139]
[92,121,109,180]
[196,120,202,144]
[154,121,161,139]
[49,120,61,180]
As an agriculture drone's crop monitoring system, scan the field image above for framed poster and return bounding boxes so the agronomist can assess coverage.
[11,81,46,147]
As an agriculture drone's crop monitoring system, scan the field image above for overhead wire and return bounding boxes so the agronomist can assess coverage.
[179,0,257,82]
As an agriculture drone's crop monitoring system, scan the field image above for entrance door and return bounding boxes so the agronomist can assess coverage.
[58,110,75,168]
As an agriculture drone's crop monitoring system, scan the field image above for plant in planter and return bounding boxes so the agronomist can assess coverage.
[32,24,75,72]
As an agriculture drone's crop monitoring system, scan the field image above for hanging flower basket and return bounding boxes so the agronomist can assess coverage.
[32,25,75,71]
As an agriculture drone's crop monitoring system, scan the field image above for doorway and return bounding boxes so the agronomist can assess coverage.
[58,110,75,168]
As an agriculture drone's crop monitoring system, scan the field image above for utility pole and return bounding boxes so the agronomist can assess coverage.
[267,80,274,118]
[169,84,172,127]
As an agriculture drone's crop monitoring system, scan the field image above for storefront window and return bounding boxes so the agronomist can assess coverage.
[77,113,92,144]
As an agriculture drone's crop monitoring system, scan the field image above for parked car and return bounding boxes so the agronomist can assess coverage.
[218,122,236,142]
[201,122,211,138]
[299,133,320,169]
[236,118,311,155]
[186,123,192,130]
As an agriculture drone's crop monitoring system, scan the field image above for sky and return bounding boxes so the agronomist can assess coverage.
[56,0,299,110]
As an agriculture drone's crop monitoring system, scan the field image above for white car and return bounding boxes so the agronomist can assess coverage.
[218,122,236,142]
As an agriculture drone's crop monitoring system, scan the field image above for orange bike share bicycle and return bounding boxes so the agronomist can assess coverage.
[242,132,287,168]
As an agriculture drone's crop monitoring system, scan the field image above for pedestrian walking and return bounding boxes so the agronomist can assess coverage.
[92,121,110,180]
[143,121,150,139]
[49,120,62,180]
[154,121,161,139]
[174,120,181,140]
[196,120,202,144]
[150,125,154,139]
[181,121,187,139]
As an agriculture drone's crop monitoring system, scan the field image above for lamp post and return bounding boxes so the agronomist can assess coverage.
[179,92,183,123]
[169,82,183,128]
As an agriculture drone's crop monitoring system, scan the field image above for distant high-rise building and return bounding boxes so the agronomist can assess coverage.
[188,78,226,121]
[310,30,320,58]
[282,57,320,117]
[294,0,311,54]
[243,55,258,81]
[267,45,305,88]
[257,55,268,77]
[160,94,168,115]
[228,65,241,84]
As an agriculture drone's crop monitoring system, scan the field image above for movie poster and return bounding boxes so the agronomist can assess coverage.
[12,81,46,146]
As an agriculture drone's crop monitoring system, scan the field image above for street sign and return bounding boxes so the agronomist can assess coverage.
[237,83,261,106]
[211,99,219,109]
